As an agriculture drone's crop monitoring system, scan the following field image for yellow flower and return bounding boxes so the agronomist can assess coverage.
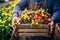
[0,20,2,22]
[42,10,45,13]
[37,10,41,13]
[42,13,45,17]
[3,20,6,23]
[32,20,35,24]
[22,13,28,19]
[42,14,45,16]
[36,22,39,25]
[8,17,11,20]
[0,10,1,11]
[18,17,21,21]
[0,17,1,18]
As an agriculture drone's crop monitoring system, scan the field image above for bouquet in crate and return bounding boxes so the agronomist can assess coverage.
[13,8,52,37]
[19,8,51,26]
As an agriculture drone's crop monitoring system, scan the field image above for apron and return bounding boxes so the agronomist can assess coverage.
[29,0,47,10]
[27,0,48,40]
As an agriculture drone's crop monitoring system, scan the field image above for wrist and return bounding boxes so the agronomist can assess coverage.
[52,17,56,23]
[12,12,19,17]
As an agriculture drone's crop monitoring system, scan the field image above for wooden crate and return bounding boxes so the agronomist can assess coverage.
[55,23,60,40]
[15,24,51,37]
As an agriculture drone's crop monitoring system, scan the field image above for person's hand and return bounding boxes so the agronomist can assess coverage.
[48,18,54,26]
[12,17,19,30]
[48,18,54,33]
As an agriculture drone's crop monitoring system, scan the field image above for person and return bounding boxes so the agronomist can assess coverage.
[12,0,60,40]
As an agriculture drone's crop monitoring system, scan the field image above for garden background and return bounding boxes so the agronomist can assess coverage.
[0,0,19,40]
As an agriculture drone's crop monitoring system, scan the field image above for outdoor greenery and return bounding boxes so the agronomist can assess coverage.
[0,0,19,40]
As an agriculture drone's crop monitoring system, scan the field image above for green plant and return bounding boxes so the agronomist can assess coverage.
[0,2,15,40]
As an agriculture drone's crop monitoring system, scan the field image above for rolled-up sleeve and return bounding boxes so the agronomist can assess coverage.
[12,0,27,17]
[52,0,60,22]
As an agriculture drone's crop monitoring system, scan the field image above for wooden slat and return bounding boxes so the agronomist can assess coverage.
[16,24,49,29]
[18,29,49,33]
[15,24,50,37]
[55,24,60,40]
[56,23,60,27]
[18,33,48,37]
[56,24,60,33]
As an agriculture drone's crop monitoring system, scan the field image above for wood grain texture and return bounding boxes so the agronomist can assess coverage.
[18,33,48,37]
[55,23,60,40]
[16,24,49,29]
[18,29,49,33]
[15,24,50,37]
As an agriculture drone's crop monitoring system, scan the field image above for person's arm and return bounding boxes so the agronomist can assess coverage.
[12,0,27,17]
[12,0,28,29]
[52,0,60,22]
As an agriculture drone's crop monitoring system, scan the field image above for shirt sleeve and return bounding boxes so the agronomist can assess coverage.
[12,0,27,17]
[52,0,60,22]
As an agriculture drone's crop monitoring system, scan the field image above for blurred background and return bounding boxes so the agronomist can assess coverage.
[0,0,19,40]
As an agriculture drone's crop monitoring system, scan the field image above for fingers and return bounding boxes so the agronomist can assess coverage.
[49,21,54,26]
[12,19,16,30]
[12,24,16,30]
[48,18,54,33]
[12,17,19,30]
[48,18,54,26]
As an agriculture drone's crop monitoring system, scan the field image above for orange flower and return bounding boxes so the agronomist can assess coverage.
[20,16,24,20]
[34,15,38,20]
[29,15,32,19]
[38,16,42,20]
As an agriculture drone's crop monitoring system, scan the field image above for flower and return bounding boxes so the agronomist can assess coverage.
[36,22,39,25]
[20,16,24,20]
[19,9,51,25]
[32,19,35,24]
[29,15,32,19]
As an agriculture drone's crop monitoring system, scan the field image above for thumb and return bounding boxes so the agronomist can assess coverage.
[12,24,16,30]
[16,19,20,24]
